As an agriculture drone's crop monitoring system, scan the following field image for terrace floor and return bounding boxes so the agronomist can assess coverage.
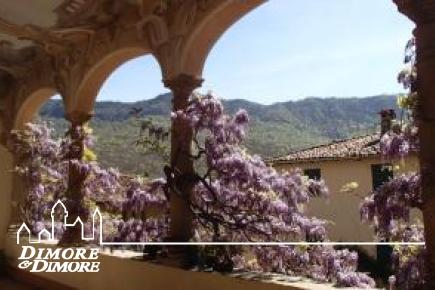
[0,277,33,290]
[3,233,380,290]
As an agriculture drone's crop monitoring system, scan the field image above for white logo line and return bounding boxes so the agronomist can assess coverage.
[16,200,425,247]
[17,200,102,245]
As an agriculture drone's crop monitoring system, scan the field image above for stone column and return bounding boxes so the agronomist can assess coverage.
[60,111,93,245]
[416,25,435,290]
[395,1,435,287]
[0,143,13,249]
[164,74,203,241]
[0,111,15,248]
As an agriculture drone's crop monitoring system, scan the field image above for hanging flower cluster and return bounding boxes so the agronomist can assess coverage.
[172,94,330,242]
[252,246,375,288]
[10,93,376,287]
[360,38,427,290]
[110,177,169,242]
[9,122,169,243]
[380,38,419,160]
[360,173,422,241]
[171,93,374,287]
[9,123,67,235]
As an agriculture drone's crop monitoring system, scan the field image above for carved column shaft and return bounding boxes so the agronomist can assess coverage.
[61,111,93,245]
[164,74,203,241]
[416,22,435,289]
[0,121,13,249]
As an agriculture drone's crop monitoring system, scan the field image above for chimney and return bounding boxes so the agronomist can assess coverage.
[379,109,396,135]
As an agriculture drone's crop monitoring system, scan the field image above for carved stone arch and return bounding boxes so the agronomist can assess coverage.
[171,0,199,36]
[14,87,58,129]
[10,86,59,228]
[72,46,153,115]
[178,0,265,78]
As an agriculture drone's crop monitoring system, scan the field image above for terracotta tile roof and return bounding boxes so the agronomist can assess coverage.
[269,133,381,164]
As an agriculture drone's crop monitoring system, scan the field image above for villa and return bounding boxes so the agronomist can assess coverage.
[269,110,419,262]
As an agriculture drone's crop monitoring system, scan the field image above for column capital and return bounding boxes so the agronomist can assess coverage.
[163,74,203,97]
[65,111,93,126]
[394,0,435,24]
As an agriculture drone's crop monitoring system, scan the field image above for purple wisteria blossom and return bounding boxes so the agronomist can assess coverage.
[10,93,375,287]
[170,93,374,287]
[360,38,427,290]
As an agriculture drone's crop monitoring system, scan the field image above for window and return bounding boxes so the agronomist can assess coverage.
[371,164,393,190]
[304,168,321,180]
[371,163,394,275]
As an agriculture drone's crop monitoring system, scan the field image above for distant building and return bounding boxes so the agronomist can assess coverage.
[268,110,419,256]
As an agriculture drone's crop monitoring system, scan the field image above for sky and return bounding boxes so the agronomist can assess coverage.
[96,0,415,105]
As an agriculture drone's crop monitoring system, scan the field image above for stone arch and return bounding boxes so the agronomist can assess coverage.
[14,87,58,129]
[11,86,59,227]
[179,0,265,78]
[72,47,153,115]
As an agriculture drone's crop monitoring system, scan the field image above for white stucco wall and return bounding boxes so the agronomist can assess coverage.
[273,155,420,256]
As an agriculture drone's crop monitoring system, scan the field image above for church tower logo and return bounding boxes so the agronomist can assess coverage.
[16,200,102,273]
[16,200,103,245]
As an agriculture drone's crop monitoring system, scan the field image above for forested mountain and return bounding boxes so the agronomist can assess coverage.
[39,94,398,176]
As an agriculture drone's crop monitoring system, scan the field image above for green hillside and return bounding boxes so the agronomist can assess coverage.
[39,94,398,176]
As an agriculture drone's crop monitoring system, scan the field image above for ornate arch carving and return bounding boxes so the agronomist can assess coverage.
[178,0,265,78]
[1,0,265,133]
[72,46,152,115]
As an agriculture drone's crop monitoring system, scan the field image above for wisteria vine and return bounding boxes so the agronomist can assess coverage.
[9,122,169,244]
[170,93,375,287]
[360,38,427,290]
[10,93,376,288]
